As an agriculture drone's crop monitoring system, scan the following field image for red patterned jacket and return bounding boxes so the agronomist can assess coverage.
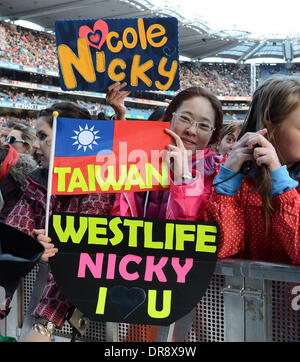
[7,168,114,235]
[203,175,300,264]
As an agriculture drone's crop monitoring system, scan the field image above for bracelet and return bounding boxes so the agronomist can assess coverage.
[33,320,55,338]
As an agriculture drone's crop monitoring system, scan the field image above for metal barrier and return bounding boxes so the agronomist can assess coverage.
[2,258,300,342]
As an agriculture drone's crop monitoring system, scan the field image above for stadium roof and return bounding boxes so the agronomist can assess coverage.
[1,0,300,62]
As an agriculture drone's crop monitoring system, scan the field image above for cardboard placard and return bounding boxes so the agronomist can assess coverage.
[49,212,218,325]
[55,17,179,92]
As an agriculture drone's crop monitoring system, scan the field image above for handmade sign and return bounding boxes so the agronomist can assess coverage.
[55,17,179,92]
[0,222,44,298]
[52,117,171,195]
[49,213,218,325]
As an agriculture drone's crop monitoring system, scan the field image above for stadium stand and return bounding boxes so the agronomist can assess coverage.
[4,20,300,125]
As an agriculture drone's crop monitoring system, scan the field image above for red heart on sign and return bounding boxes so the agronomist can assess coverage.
[89,33,100,44]
[78,20,109,50]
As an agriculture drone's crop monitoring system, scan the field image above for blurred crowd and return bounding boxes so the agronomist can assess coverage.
[0,22,57,70]
[2,22,300,99]
[180,62,251,96]
[0,22,250,97]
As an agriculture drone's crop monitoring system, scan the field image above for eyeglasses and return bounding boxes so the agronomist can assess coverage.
[172,112,215,133]
[6,135,27,145]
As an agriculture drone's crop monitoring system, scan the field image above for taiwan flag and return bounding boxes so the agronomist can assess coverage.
[52,117,171,195]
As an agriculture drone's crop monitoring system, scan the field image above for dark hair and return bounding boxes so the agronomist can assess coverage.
[97,111,107,120]
[37,101,91,127]
[161,86,223,144]
[148,107,166,121]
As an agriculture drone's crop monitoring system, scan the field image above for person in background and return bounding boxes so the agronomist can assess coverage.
[147,106,166,122]
[213,121,242,157]
[0,119,19,144]
[6,122,36,155]
[0,144,37,222]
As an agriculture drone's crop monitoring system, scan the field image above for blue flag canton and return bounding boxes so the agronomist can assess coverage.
[55,117,114,157]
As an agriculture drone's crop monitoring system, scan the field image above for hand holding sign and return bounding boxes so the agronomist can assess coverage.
[33,229,58,262]
[106,82,131,120]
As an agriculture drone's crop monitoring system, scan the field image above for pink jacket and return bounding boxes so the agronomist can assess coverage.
[111,167,218,221]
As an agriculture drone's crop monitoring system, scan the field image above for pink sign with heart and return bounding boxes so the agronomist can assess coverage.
[78,19,108,50]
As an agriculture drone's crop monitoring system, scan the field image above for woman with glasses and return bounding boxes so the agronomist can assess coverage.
[111,86,223,223]
[6,123,36,155]
[108,85,223,341]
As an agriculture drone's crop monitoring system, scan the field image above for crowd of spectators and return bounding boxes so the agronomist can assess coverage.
[3,21,300,98]
[2,21,300,99]
[0,114,36,127]
[258,63,300,81]
[0,22,252,97]
[0,88,155,123]
[0,22,57,71]
[180,62,251,96]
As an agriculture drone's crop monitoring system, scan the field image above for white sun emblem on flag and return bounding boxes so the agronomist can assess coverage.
[71,124,100,152]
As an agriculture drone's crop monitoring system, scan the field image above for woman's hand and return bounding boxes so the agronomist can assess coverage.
[106,82,131,120]
[164,128,192,183]
[224,129,281,173]
[33,229,58,262]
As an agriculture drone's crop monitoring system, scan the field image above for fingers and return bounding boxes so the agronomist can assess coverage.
[36,233,51,243]
[247,134,270,150]
[164,128,185,148]
[32,228,60,262]
[40,247,58,262]
[237,129,268,148]
[33,228,45,236]
[107,81,127,93]
[39,239,54,249]
[38,238,58,262]
[107,82,130,100]
[106,82,130,120]
[255,155,270,167]
[33,229,58,261]
[253,145,281,170]
[257,128,268,136]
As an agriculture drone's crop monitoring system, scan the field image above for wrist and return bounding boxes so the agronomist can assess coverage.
[268,160,282,172]
[224,158,242,173]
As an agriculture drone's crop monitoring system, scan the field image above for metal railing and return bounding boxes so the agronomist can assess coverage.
[2,258,300,342]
